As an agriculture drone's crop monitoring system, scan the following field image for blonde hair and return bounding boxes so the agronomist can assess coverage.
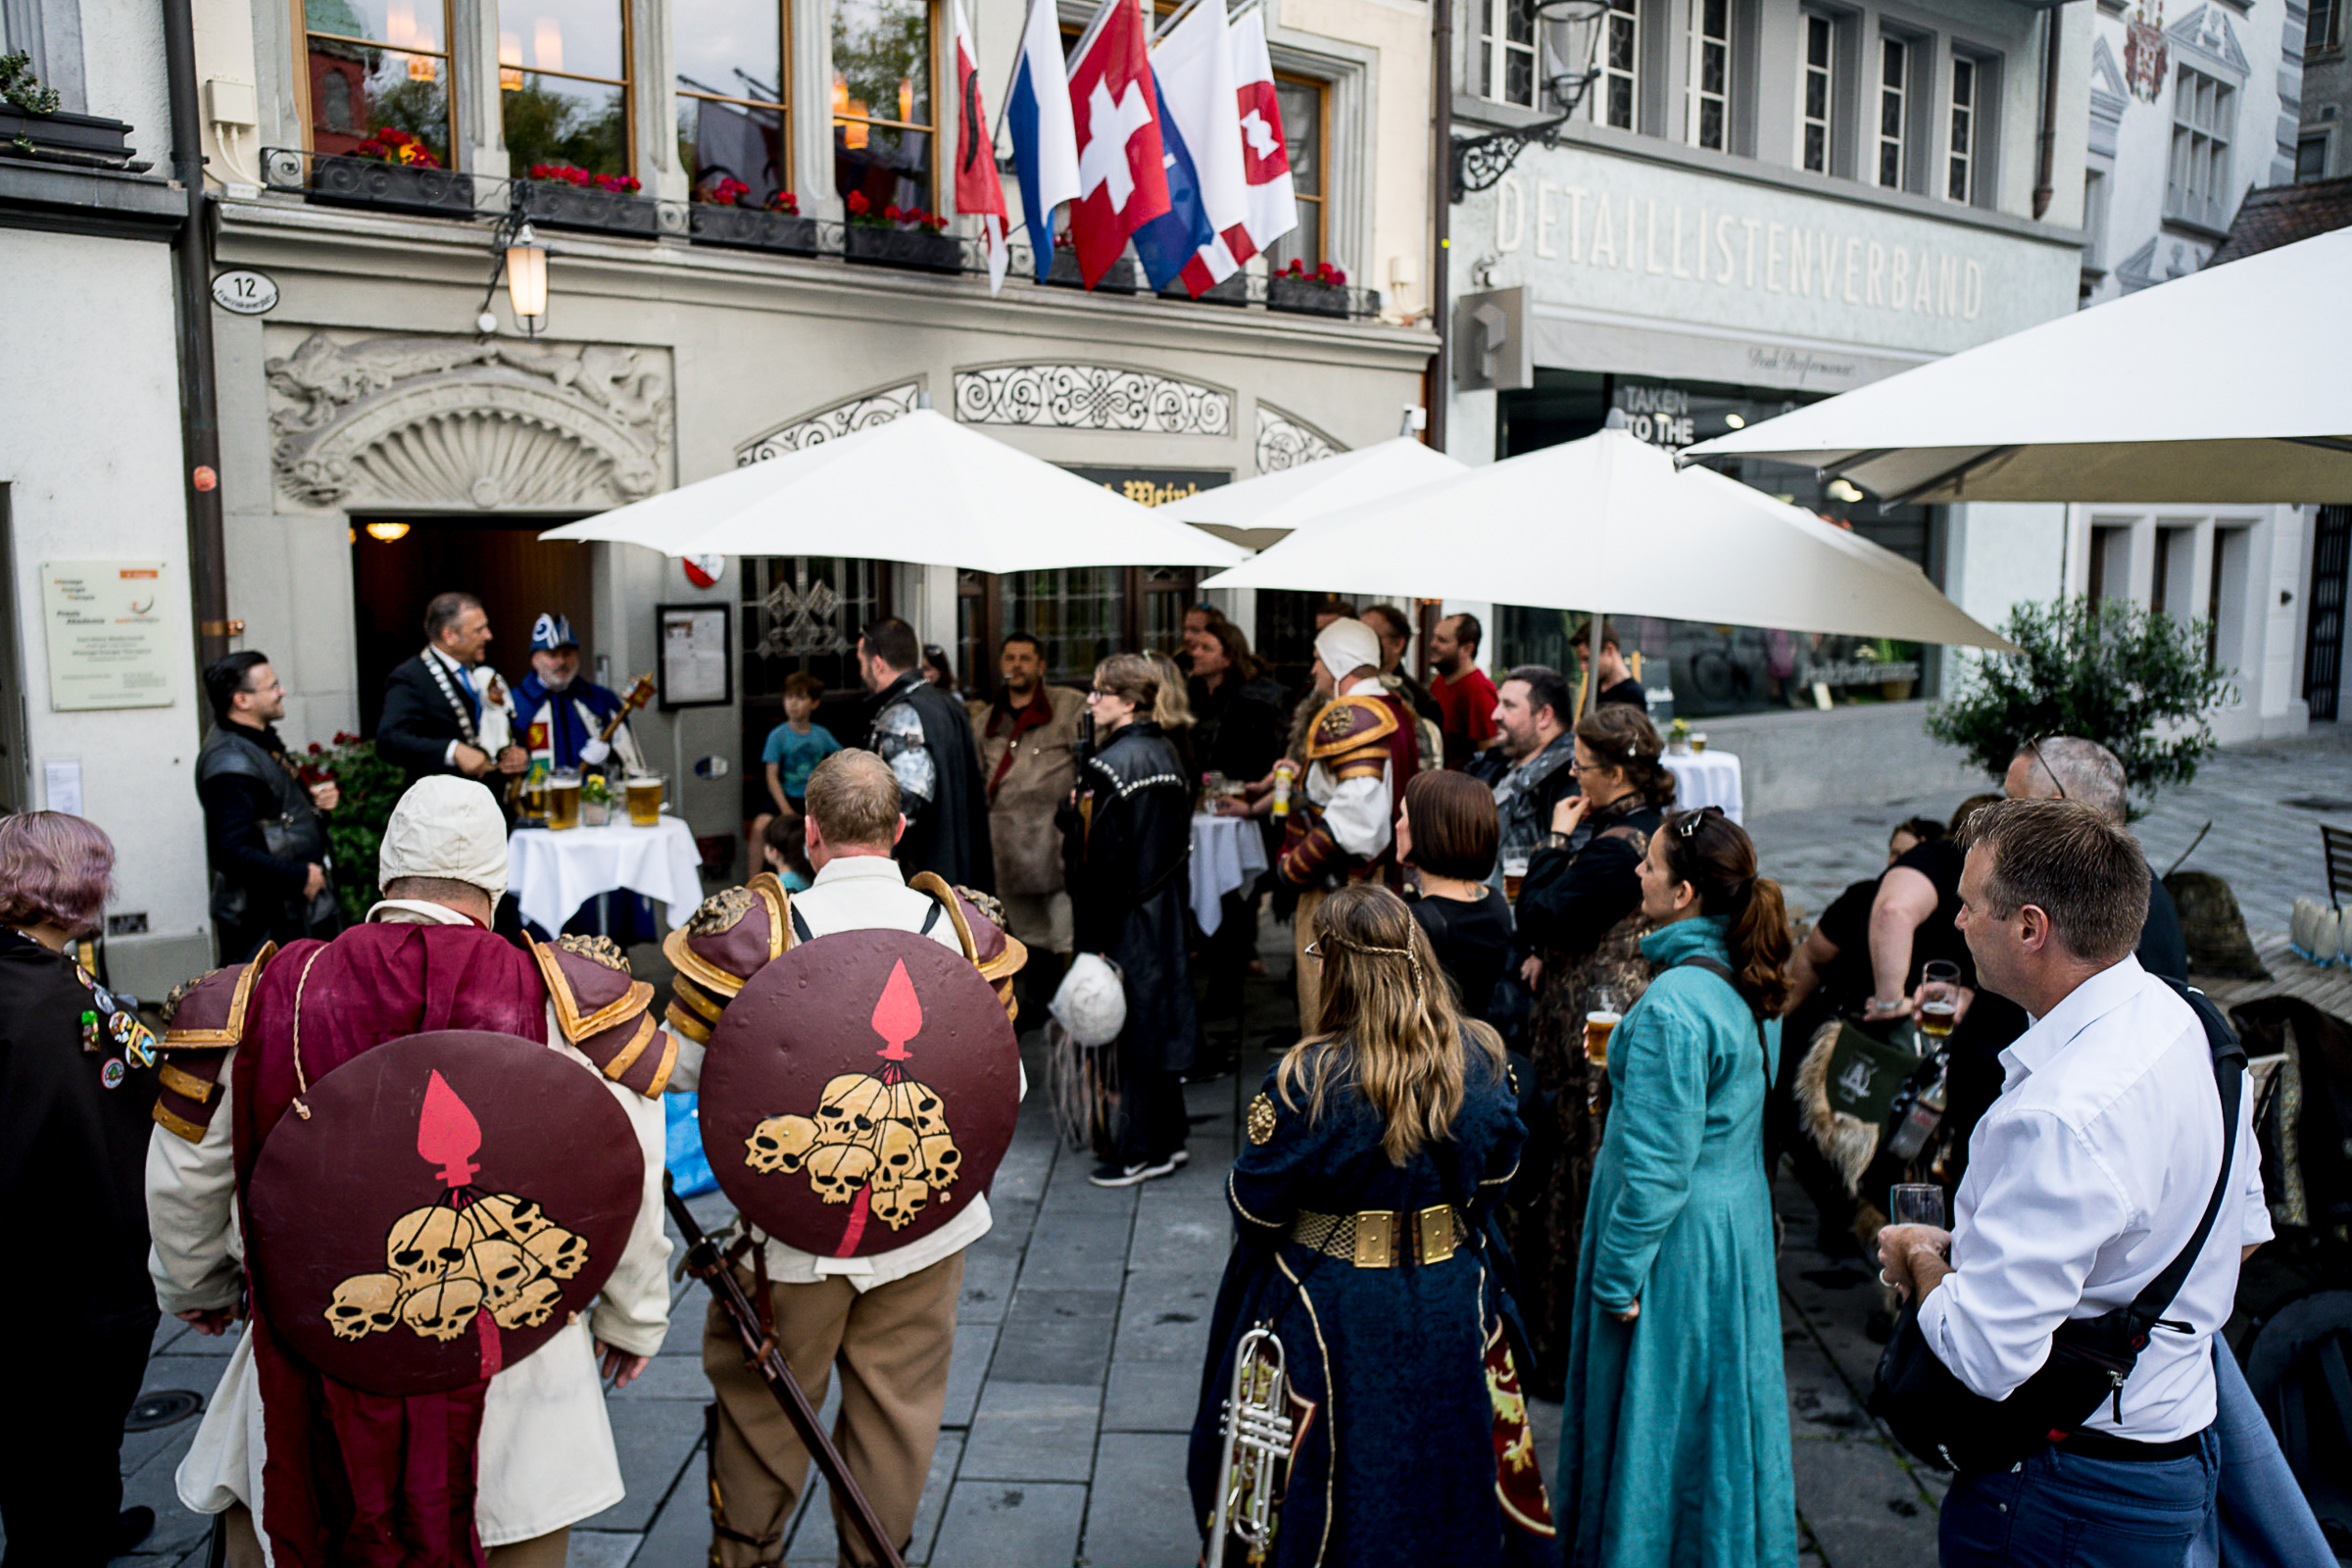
[1150,654,1194,732]
[1277,884,1506,1165]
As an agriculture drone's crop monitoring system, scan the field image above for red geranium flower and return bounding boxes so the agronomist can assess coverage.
[847,190,871,216]
[766,190,800,214]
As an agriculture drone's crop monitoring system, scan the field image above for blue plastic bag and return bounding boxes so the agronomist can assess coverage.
[665,1091,718,1198]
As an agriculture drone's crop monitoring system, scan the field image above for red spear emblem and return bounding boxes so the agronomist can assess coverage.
[417,1069,482,1187]
[870,959,922,1080]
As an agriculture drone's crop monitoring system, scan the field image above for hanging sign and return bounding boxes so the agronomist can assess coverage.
[211,270,280,316]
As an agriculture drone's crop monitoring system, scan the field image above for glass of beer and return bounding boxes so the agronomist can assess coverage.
[1690,731,1709,754]
[1584,1010,1621,1068]
[625,773,664,826]
[545,767,582,831]
[1502,855,1531,904]
[1917,959,1962,1044]
[517,767,548,819]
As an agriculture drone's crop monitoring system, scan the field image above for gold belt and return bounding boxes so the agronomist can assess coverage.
[1287,1204,1469,1267]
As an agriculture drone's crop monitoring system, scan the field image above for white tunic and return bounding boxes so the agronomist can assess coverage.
[1298,675,1396,862]
[147,900,673,1555]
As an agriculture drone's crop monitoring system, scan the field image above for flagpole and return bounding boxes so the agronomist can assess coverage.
[1151,0,1207,43]
[994,0,1039,143]
[1067,0,1122,71]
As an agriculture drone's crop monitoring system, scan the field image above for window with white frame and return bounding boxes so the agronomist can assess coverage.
[1946,55,1977,202]
[1479,0,1539,109]
[2165,65,2232,227]
[1597,0,1640,129]
[1798,12,1834,172]
[1876,35,1907,188]
[1684,0,1730,150]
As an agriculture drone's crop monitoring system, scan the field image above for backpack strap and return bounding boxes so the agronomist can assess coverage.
[2127,979,2249,1335]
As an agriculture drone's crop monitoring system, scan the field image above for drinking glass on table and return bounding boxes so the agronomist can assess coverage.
[1916,960,1962,1045]
[1888,1183,1946,1229]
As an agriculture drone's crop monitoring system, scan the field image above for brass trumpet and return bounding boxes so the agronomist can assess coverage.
[1206,1325,1296,1568]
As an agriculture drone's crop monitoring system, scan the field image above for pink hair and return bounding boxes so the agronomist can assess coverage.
[0,811,115,935]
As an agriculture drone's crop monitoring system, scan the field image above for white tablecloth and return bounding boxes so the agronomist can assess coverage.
[1191,813,1269,935]
[509,814,706,935]
[1664,751,1744,824]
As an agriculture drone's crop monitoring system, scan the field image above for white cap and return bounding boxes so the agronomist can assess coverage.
[1313,616,1382,679]
[377,776,510,905]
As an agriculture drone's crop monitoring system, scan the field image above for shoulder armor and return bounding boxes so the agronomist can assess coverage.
[1304,695,1400,763]
[531,935,671,1098]
[909,872,1028,1021]
[661,873,789,1045]
[153,944,277,1142]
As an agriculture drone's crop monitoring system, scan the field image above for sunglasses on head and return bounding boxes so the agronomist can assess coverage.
[1674,805,1726,839]
[2023,735,2068,800]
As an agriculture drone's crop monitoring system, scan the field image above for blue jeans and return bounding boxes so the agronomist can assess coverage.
[1940,1428,2220,1567]
[2188,1340,2334,1568]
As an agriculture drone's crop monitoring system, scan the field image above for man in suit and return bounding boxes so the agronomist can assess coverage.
[375,591,528,788]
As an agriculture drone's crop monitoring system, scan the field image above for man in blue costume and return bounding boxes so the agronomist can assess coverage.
[512,612,646,777]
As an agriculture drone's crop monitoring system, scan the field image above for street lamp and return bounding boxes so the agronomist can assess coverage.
[477,200,550,338]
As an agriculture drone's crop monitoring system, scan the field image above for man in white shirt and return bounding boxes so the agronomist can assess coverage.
[665,750,1011,1567]
[1877,798,2270,1565]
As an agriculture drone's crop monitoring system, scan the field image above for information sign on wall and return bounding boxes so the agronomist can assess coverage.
[40,561,175,710]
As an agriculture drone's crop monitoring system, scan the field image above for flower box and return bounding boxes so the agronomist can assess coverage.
[308,154,475,217]
[843,225,965,274]
[0,106,136,160]
[1047,248,1137,293]
[515,177,660,236]
[689,204,821,255]
[1267,275,1350,318]
[1156,270,1249,307]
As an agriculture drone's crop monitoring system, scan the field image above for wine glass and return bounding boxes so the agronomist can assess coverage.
[1888,1183,1947,1229]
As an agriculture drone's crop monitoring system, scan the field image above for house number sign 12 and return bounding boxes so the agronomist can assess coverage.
[211,270,280,316]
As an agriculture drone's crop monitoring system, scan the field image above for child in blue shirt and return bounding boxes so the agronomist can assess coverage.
[761,672,841,816]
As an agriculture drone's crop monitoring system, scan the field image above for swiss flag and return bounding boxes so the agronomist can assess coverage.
[1226,8,1298,265]
[1066,0,1171,289]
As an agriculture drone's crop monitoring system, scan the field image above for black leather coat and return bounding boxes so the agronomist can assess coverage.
[1065,720,1200,1072]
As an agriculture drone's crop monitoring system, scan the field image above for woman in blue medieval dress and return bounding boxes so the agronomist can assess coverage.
[1190,883,1559,1568]
[1557,806,1797,1568]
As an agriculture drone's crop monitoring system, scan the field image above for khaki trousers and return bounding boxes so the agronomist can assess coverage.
[1293,886,1327,1037]
[221,1504,565,1566]
[703,1251,964,1568]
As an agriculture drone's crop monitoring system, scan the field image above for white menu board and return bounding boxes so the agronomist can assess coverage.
[41,561,175,710]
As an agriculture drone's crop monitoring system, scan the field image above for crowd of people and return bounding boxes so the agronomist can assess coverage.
[0,585,2316,1568]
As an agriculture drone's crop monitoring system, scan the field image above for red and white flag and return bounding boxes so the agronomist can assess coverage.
[1225,7,1297,264]
[952,0,1010,293]
[1065,0,1170,289]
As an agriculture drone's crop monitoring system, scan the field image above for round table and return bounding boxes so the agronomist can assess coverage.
[1191,812,1269,935]
[508,814,707,935]
[1664,750,1744,824]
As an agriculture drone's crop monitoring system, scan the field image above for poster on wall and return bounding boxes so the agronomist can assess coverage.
[40,561,174,710]
[658,603,731,709]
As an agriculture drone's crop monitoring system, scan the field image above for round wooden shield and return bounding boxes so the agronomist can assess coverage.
[246,1030,644,1397]
[699,929,1020,1257]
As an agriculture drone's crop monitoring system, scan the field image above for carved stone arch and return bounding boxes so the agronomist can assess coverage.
[952,362,1234,435]
[266,331,673,511]
[1254,403,1346,473]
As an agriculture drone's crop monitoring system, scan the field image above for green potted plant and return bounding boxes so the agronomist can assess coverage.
[1666,716,1692,755]
[310,124,475,217]
[0,51,137,165]
[517,162,659,235]
[688,177,820,255]
[581,772,612,827]
[1267,257,1350,318]
[841,193,963,274]
[299,733,410,926]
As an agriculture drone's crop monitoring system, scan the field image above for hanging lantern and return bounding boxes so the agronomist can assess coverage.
[506,220,548,334]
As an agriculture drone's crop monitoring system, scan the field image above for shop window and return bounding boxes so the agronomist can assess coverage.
[1266,74,1326,271]
[1596,0,1640,130]
[1875,34,1907,190]
[832,0,936,213]
[1477,0,1540,109]
[739,556,893,810]
[2165,66,2232,229]
[962,566,1198,699]
[302,0,456,167]
[675,0,790,205]
[1945,55,1977,203]
[1797,12,1835,174]
[1683,0,1731,152]
[499,0,633,177]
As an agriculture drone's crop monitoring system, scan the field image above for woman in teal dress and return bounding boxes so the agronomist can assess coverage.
[1558,806,1797,1568]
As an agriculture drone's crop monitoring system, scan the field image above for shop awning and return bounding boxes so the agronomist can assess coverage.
[1198,427,2016,650]
[1682,226,2352,504]
[1159,437,1467,551]
[539,409,1247,571]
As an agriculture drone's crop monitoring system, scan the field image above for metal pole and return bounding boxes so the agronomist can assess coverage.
[163,0,234,667]
[1426,0,1452,451]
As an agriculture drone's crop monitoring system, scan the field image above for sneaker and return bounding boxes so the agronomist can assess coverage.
[1169,1149,1191,1168]
[1089,1154,1180,1188]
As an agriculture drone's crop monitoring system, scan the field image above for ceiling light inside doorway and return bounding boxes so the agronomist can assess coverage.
[1826,478,1865,503]
[365,520,412,542]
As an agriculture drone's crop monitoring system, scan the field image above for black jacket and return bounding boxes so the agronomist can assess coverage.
[196,721,337,955]
[376,653,490,784]
[1066,721,1200,1072]
[1513,796,1667,957]
[0,930,158,1332]
[1190,672,1290,784]
[870,672,997,895]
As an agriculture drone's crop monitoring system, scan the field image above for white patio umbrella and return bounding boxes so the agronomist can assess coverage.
[1199,427,2015,659]
[1160,437,1468,550]
[1682,226,2352,504]
[540,409,1247,571]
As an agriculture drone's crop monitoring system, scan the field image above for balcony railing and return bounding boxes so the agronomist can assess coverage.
[260,147,1385,320]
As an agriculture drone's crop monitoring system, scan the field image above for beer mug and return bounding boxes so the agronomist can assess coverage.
[1584,1010,1621,1069]
[1501,855,1531,905]
[1690,731,1709,754]
[625,773,664,827]
[517,766,548,818]
[546,767,582,831]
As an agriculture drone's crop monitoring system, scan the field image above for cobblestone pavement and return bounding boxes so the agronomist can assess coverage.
[93,727,2347,1567]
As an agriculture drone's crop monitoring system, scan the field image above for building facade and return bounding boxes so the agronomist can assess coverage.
[2074,0,2318,743]
[1446,0,2089,811]
[180,0,1437,879]
[1,0,217,998]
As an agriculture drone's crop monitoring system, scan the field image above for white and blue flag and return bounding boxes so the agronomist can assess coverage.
[1003,0,1081,282]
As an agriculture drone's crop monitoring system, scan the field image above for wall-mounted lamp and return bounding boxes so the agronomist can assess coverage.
[478,201,550,337]
[364,520,412,542]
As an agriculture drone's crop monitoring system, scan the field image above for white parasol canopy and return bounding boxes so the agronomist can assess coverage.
[1200,427,2016,650]
[1682,226,2352,504]
[1160,437,1468,550]
[539,409,1247,571]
